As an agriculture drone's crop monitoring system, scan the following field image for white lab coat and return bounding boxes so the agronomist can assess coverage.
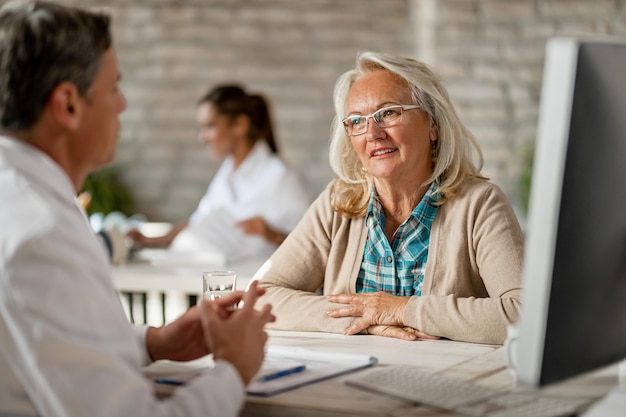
[173,140,311,261]
[0,136,244,417]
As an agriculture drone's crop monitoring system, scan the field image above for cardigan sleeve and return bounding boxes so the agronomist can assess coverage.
[255,187,357,333]
[403,181,524,344]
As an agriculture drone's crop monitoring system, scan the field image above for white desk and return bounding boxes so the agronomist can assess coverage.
[146,330,620,416]
[112,252,265,325]
[114,252,621,415]
[241,331,619,416]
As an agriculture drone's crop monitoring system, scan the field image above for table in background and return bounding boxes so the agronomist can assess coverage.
[112,251,266,325]
[147,330,620,417]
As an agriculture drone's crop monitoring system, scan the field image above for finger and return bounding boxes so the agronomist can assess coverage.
[198,299,216,329]
[198,300,223,353]
[201,298,231,322]
[174,305,202,325]
[199,298,219,316]
[198,298,209,314]
[258,303,275,324]
[211,290,245,308]
[240,280,260,311]
[208,301,239,319]
[326,304,362,318]
[403,327,440,340]
[241,284,266,298]
[383,327,417,341]
[369,325,417,341]
[200,298,230,319]
[343,319,370,336]
[418,333,440,340]
[326,293,357,303]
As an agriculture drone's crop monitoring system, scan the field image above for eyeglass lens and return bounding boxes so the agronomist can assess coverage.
[344,105,404,135]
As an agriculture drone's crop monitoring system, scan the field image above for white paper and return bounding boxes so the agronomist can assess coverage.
[133,247,227,267]
[144,345,378,397]
[246,345,378,396]
[176,207,269,262]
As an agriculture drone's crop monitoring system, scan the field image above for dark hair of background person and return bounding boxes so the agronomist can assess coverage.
[198,84,279,154]
[0,0,112,132]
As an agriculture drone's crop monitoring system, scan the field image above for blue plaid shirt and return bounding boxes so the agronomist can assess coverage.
[356,182,440,296]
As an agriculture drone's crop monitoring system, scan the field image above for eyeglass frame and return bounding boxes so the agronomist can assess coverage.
[341,104,422,136]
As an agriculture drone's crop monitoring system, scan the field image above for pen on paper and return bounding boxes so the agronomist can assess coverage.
[258,364,306,382]
[153,368,209,386]
[155,364,307,386]
[154,378,186,386]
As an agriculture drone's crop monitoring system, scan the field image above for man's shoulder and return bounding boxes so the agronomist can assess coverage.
[0,169,57,258]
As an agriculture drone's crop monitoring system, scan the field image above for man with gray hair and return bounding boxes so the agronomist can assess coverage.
[0,1,274,416]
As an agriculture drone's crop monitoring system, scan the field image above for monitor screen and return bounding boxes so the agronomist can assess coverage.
[510,36,626,387]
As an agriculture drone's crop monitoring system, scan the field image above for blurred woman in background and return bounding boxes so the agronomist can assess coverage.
[128,85,311,261]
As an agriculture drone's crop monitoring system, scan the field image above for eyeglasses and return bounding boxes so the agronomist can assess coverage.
[341,104,421,136]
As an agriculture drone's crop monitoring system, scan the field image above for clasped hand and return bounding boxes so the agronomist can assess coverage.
[146,281,275,385]
[326,292,439,341]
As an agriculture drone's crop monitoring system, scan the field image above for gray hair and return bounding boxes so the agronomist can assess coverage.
[0,0,111,131]
[328,51,485,217]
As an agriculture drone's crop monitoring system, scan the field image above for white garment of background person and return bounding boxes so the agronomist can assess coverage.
[0,137,244,417]
[171,140,311,261]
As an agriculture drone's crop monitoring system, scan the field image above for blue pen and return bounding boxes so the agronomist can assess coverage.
[153,368,209,387]
[154,378,186,386]
[258,364,306,382]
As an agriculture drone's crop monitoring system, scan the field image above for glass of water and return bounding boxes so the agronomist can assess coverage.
[202,270,237,301]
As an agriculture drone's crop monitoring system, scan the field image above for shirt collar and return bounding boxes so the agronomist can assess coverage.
[229,140,272,181]
[0,135,76,201]
[366,182,440,231]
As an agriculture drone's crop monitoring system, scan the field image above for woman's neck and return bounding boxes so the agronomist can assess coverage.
[375,177,430,227]
[232,139,255,169]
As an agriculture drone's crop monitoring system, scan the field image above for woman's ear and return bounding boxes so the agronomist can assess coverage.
[232,114,251,138]
[429,123,439,142]
[48,82,83,130]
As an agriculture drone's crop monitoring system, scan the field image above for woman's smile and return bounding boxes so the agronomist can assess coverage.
[370,147,398,158]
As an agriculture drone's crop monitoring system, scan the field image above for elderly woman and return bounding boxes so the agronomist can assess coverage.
[255,51,523,345]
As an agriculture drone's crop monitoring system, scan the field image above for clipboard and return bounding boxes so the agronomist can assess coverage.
[145,344,378,397]
[246,345,378,396]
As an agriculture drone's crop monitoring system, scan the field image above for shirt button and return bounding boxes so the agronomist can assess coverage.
[387,256,393,263]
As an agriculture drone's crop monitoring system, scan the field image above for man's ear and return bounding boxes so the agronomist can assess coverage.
[48,82,83,130]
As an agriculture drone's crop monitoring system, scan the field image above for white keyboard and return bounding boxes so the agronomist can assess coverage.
[345,366,589,417]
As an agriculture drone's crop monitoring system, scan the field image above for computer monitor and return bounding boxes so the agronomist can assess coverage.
[509,36,626,387]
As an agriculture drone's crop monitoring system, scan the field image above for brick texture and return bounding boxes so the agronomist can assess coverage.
[5,0,626,221]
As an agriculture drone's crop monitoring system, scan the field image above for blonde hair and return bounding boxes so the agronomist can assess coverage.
[328,51,485,217]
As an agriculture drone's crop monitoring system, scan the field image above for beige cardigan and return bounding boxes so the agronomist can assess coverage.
[255,178,524,344]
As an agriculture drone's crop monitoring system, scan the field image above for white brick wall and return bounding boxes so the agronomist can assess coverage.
[429,0,626,217]
[105,0,414,221]
[5,0,626,221]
